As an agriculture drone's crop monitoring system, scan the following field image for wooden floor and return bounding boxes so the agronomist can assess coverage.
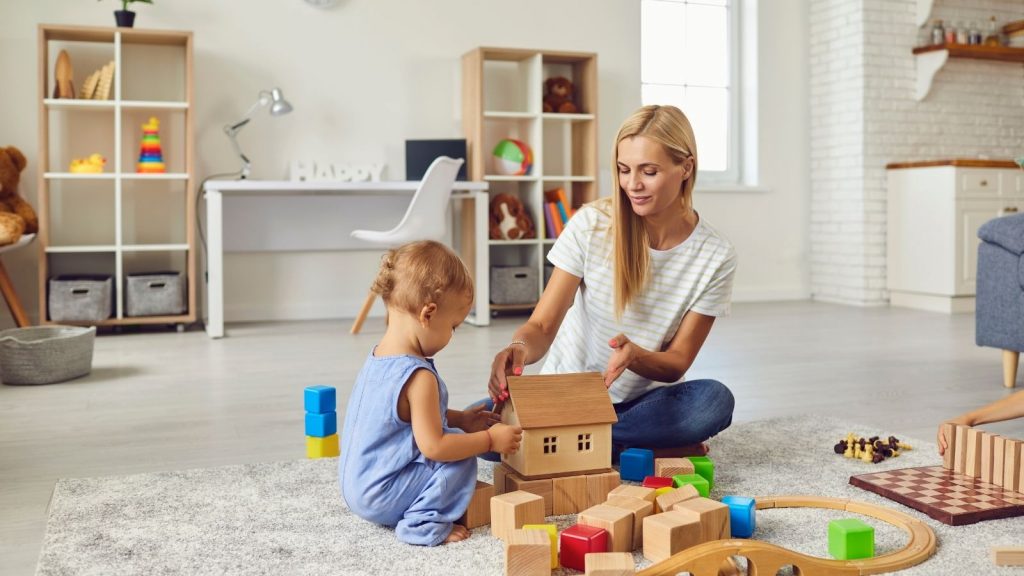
[1,300,1021,574]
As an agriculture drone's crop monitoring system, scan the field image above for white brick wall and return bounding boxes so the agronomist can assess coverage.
[809,0,1024,306]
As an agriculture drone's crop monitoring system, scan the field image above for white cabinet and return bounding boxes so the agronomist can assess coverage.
[887,162,1023,313]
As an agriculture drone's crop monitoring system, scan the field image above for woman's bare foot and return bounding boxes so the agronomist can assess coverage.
[443,524,470,544]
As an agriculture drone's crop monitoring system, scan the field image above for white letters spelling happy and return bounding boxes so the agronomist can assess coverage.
[289,161,386,182]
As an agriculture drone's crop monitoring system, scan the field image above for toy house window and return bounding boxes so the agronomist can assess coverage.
[543,436,558,454]
[577,433,592,452]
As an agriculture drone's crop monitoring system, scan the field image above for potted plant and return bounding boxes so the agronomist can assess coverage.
[102,0,153,28]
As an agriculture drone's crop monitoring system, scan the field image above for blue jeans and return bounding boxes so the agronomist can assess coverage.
[471,379,734,462]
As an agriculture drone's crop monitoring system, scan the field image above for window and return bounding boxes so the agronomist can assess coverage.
[543,436,558,454]
[641,0,739,181]
[577,433,592,452]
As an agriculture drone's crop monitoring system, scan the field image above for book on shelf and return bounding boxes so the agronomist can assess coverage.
[543,200,557,239]
[547,202,564,237]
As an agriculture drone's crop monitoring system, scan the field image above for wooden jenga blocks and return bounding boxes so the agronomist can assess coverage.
[655,457,694,478]
[605,495,654,550]
[507,472,554,516]
[941,422,956,470]
[994,436,1007,487]
[655,483,700,514]
[993,546,1024,566]
[504,529,550,576]
[457,481,493,529]
[966,428,984,478]
[608,484,657,504]
[491,491,545,541]
[587,470,620,508]
[584,552,635,576]
[560,524,609,572]
[954,424,968,474]
[522,524,558,569]
[578,504,634,552]
[981,432,995,484]
[1007,439,1023,491]
[673,497,731,543]
[553,475,589,515]
[642,509,702,562]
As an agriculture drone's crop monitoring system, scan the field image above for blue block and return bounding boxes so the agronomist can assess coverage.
[722,495,756,538]
[305,411,337,437]
[304,385,336,413]
[619,448,655,482]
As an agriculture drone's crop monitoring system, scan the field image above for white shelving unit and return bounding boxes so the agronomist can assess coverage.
[37,24,195,328]
[462,47,598,313]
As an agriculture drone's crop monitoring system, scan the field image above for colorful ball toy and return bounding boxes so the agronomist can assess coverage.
[492,138,533,176]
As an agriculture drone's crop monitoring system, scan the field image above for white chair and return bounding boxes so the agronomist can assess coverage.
[349,156,464,334]
[0,233,35,327]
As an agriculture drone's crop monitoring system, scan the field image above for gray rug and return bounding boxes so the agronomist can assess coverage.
[35,417,1024,575]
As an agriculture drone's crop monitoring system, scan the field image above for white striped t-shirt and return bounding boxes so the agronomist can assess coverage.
[541,203,737,403]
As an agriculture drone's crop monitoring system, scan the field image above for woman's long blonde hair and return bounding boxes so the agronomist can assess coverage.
[607,104,698,319]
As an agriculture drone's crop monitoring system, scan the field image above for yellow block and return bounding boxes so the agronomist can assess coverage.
[654,486,675,512]
[523,523,558,569]
[306,434,339,458]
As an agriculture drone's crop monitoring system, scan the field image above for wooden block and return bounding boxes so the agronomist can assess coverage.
[941,422,956,470]
[981,432,995,484]
[655,483,700,514]
[457,481,494,529]
[965,428,984,478]
[1008,439,1023,491]
[522,524,558,569]
[508,472,554,516]
[954,424,968,474]
[652,487,675,512]
[491,491,545,541]
[607,484,657,504]
[553,475,589,515]
[305,434,339,458]
[993,436,1007,488]
[992,546,1024,566]
[587,470,620,508]
[655,457,694,477]
[642,510,702,563]
[505,529,550,576]
[605,495,654,550]
[673,496,731,543]
[578,504,634,553]
[584,552,635,576]
[494,463,510,495]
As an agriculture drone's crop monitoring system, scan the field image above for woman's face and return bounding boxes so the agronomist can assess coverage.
[616,135,693,218]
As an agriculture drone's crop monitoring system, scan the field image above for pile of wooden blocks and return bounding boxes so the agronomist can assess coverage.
[941,422,1023,490]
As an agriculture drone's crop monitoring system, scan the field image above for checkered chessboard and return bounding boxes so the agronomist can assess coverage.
[850,465,1024,525]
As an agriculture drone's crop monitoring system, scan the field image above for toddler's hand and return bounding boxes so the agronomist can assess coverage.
[461,404,500,433]
[488,423,523,455]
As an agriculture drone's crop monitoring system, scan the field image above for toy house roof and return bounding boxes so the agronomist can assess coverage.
[505,372,617,429]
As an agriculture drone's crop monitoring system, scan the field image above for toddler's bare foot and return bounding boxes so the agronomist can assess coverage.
[443,524,470,544]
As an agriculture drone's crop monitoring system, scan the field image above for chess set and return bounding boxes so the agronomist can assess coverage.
[850,423,1024,526]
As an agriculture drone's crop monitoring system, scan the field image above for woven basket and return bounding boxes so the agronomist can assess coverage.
[0,326,96,385]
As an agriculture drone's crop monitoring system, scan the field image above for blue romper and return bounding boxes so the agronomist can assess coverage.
[339,350,478,546]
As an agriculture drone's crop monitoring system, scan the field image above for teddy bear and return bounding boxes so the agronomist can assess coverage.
[0,146,39,246]
[489,193,536,240]
[543,76,578,114]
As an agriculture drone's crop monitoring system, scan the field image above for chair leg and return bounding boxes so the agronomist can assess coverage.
[350,290,377,334]
[0,260,30,327]
[1003,350,1019,389]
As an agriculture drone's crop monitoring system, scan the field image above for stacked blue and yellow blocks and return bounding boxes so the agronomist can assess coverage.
[305,385,340,458]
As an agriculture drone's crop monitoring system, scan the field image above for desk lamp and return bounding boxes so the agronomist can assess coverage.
[223,87,293,179]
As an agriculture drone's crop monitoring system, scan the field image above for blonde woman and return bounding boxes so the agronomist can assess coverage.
[482,105,737,459]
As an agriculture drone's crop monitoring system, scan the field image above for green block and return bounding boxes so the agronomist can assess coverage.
[671,473,709,497]
[828,518,874,560]
[686,456,715,490]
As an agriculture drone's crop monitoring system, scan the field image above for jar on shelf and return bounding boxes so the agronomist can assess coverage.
[931,19,945,45]
[944,22,957,45]
[956,21,969,45]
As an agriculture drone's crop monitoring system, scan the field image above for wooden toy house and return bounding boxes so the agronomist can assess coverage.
[501,372,617,478]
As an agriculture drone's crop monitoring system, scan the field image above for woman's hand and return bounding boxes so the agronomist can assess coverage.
[489,343,526,403]
[459,404,501,433]
[936,415,973,456]
[605,333,640,388]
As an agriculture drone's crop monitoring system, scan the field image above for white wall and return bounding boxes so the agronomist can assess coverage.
[0,0,811,327]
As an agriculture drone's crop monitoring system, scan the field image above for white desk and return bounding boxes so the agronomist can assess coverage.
[203,180,489,338]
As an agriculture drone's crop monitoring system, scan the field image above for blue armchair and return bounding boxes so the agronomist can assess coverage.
[976,213,1024,388]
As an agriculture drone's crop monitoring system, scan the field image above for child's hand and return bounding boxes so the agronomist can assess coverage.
[460,404,500,433]
[488,423,523,455]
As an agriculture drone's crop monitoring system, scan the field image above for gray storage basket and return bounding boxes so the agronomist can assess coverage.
[0,326,96,385]
[490,266,539,305]
[126,272,186,317]
[48,275,113,323]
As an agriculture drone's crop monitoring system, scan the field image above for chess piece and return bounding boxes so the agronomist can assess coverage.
[53,50,75,99]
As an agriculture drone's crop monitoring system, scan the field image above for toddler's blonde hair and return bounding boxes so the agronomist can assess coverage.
[371,240,473,314]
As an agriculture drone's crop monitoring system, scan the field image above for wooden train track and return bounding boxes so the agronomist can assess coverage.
[638,496,936,576]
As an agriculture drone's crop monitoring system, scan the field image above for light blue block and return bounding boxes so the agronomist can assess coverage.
[304,385,336,414]
[619,448,655,482]
[305,411,337,437]
[722,495,756,538]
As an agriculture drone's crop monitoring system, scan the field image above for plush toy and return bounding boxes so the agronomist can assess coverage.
[543,76,578,114]
[489,193,536,240]
[0,146,39,246]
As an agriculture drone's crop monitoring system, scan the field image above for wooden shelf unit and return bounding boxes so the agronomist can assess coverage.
[37,24,195,328]
[913,44,1024,100]
[462,47,598,313]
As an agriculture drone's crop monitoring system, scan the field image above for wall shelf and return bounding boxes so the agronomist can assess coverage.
[913,44,1024,100]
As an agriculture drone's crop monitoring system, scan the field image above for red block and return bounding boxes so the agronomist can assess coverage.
[559,524,609,571]
[642,476,674,489]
